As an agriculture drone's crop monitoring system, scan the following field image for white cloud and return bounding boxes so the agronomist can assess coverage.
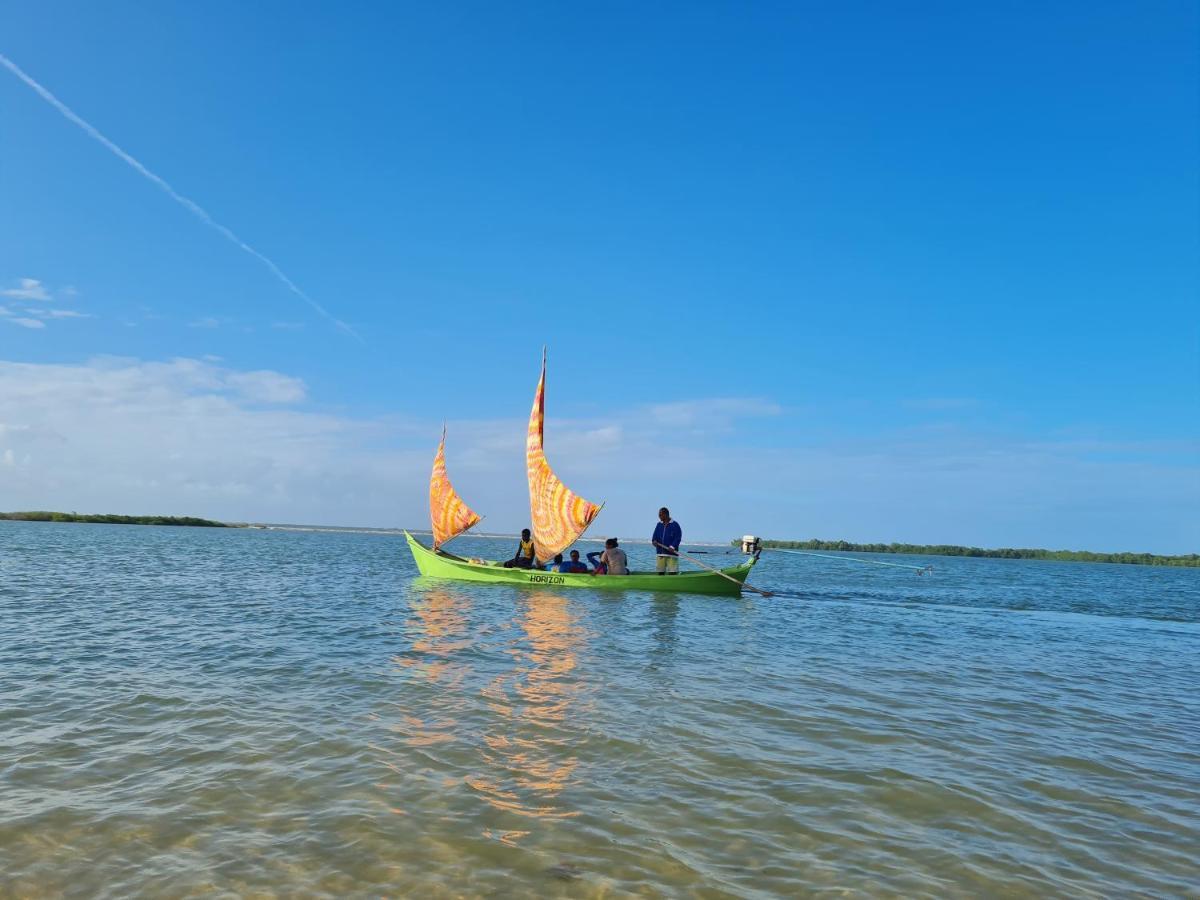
[227,370,307,404]
[22,308,92,320]
[647,397,781,428]
[0,356,1193,552]
[0,356,370,524]
[188,316,222,329]
[0,279,90,327]
[0,278,50,301]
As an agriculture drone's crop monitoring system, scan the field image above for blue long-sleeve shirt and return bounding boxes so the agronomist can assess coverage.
[652,520,682,555]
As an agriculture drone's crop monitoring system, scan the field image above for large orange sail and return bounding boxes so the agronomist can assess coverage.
[526,351,602,563]
[430,426,482,548]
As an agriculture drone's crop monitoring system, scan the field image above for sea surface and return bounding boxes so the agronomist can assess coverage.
[1,521,1197,898]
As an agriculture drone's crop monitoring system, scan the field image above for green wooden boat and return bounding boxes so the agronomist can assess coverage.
[414,352,766,596]
[405,532,757,596]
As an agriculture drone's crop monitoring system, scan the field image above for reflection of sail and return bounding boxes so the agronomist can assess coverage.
[526,351,602,563]
[468,594,590,830]
[396,588,472,688]
[390,588,472,750]
[429,426,482,549]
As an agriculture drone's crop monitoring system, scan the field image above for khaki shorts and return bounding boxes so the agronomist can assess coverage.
[656,554,679,574]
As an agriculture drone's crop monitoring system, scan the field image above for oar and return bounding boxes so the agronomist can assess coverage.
[655,541,774,598]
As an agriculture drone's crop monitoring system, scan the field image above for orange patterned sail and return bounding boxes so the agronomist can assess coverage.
[526,351,602,563]
[430,426,482,548]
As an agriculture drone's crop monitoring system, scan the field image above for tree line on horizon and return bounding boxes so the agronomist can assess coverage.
[740,538,1199,568]
[0,511,228,528]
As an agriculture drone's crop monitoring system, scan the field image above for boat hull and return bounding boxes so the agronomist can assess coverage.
[405,532,756,596]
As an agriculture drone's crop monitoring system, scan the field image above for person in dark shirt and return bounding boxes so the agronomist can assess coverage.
[652,507,682,575]
[502,529,536,568]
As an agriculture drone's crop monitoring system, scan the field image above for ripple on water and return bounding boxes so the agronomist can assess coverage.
[1,523,1198,897]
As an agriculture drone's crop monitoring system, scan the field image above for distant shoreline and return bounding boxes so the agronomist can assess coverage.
[0,511,229,528]
[754,538,1200,568]
[5,513,1192,565]
[244,525,730,547]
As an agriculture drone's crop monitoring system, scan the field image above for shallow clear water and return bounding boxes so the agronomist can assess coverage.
[1,521,1197,897]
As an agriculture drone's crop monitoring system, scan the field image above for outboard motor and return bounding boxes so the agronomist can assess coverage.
[741,535,761,556]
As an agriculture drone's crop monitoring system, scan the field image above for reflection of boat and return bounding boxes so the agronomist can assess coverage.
[469,594,588,828]
[406,531,756,595]
[407,350,761,595]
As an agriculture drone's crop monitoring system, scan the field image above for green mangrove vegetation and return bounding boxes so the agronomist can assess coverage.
[743,539,1199,568]
[0,511,230,528]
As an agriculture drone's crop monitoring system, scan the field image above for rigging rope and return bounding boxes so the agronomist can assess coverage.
[768,548,933,575]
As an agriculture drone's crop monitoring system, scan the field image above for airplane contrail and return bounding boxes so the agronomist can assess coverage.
[0,52,361,341]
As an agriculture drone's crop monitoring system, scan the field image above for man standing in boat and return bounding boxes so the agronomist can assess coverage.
[652,507,682,575]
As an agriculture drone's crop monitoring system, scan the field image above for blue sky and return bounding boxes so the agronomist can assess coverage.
[1,2,1196,552]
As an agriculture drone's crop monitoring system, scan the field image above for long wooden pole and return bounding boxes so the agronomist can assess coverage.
[655,541,774,598]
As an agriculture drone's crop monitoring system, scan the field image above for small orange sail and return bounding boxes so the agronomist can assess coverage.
[430,426,482,548]
[526,351,602,563]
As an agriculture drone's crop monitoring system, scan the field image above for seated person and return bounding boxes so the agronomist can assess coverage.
[560,549,589,573]
[502,529,536,568]
[545,553,565,571]
[590,538,629,575]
